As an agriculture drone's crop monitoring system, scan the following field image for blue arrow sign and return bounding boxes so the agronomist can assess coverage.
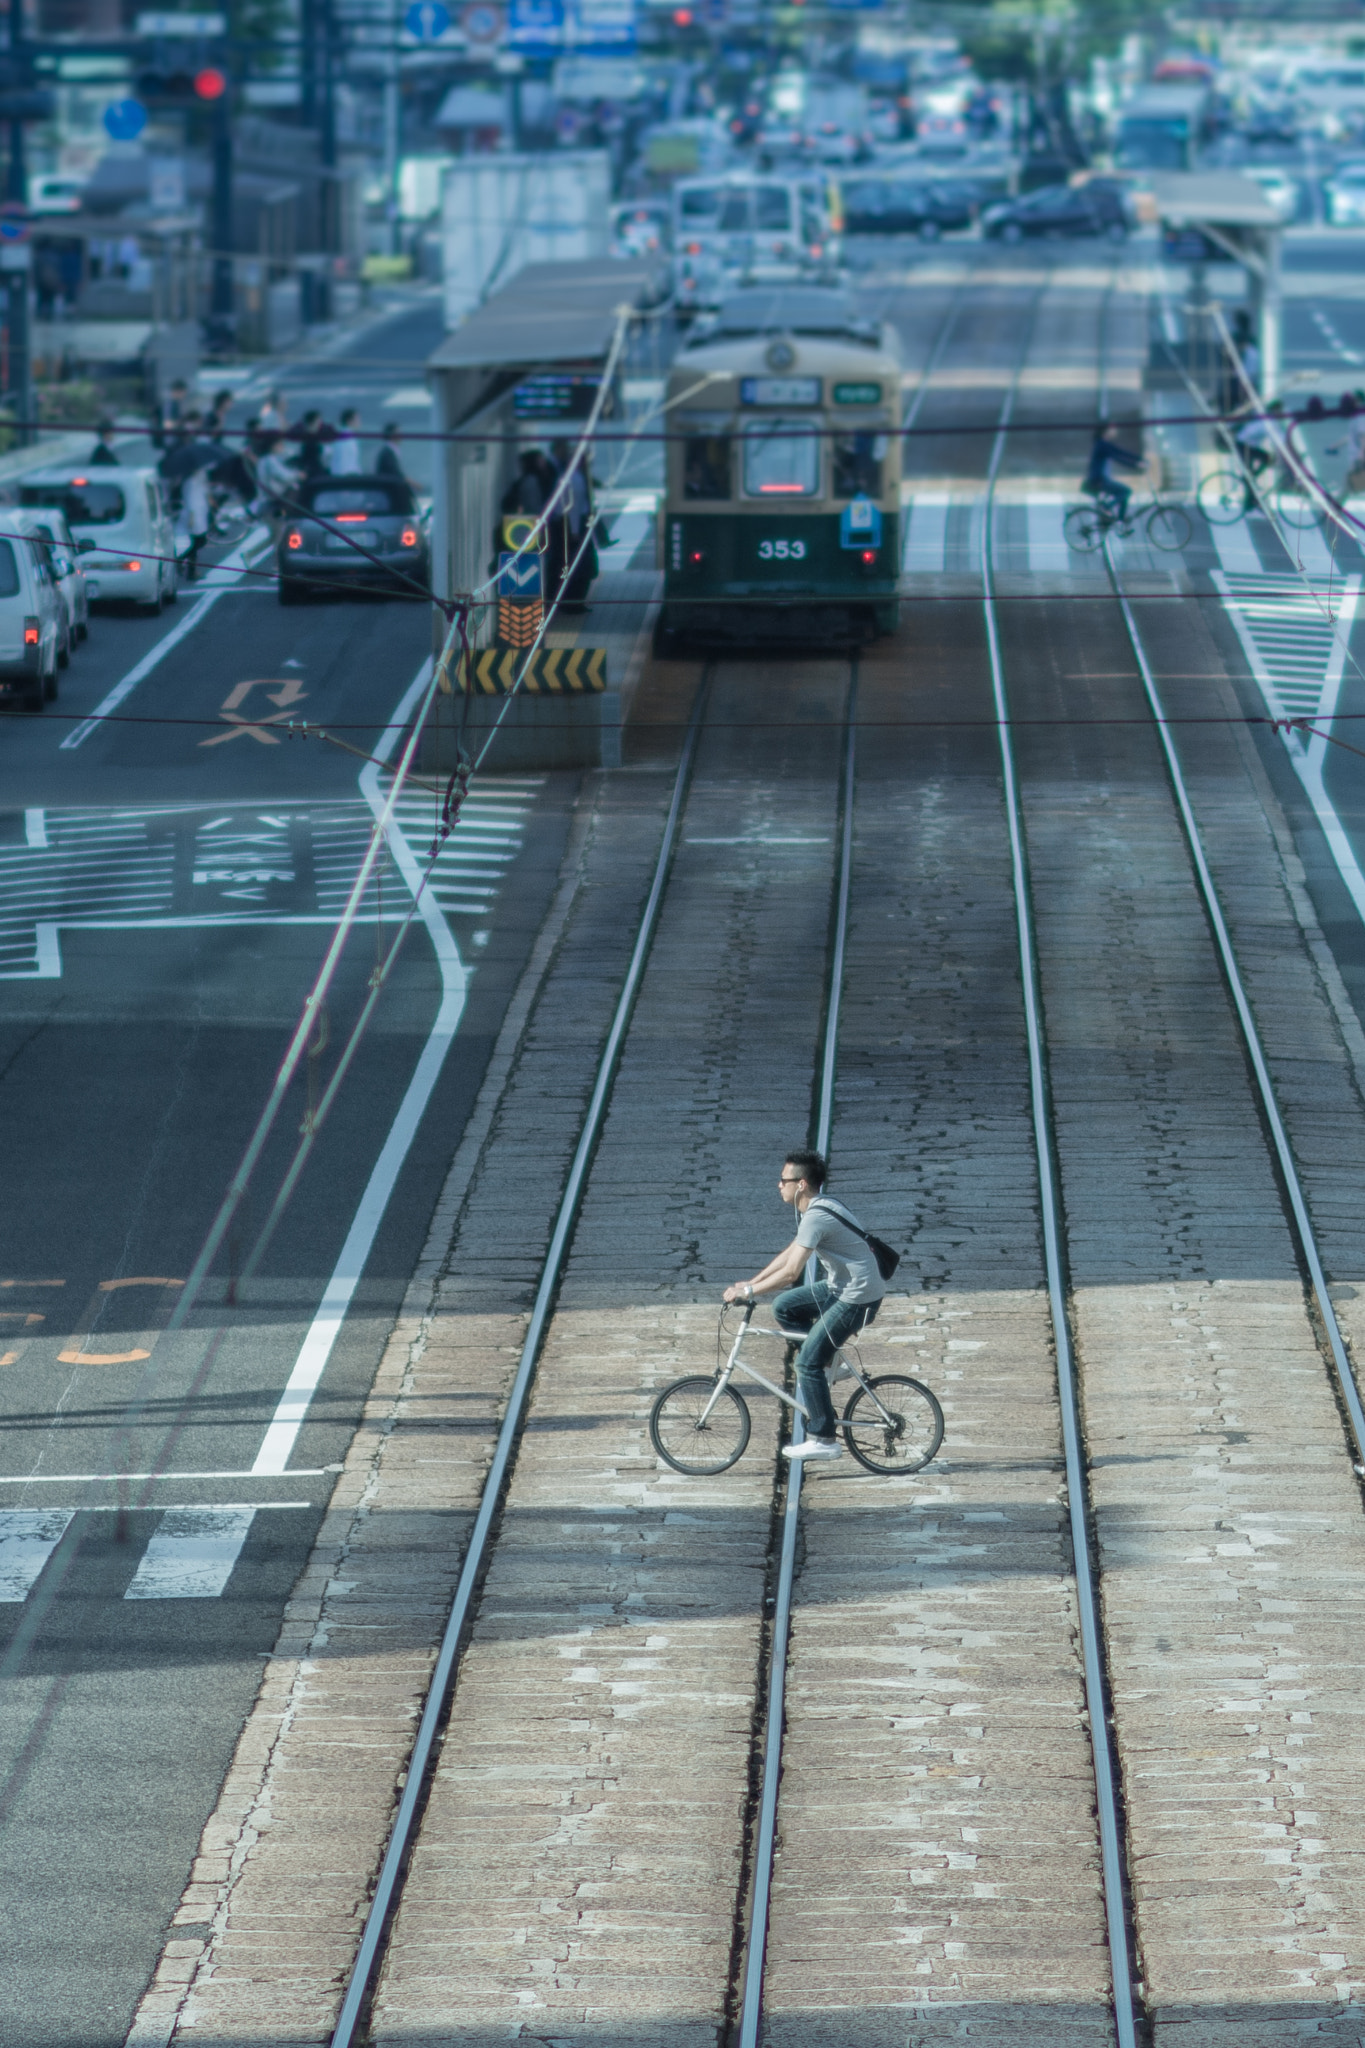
[104,97,149,141]
[404,0,451,38]
[498,550,543,598]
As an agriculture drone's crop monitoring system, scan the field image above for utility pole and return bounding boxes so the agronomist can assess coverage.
[211,83,233,325]
[4,0,31,444]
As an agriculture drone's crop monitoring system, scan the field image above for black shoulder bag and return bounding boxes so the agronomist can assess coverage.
[809,1198,901,1282]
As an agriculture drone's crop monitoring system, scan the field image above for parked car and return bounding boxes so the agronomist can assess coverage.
[1324,158,1365,222]
[842,175,974,238]
[276,475,429,604]
[982,180,1129,243]
[8,507,88,663]
[0,531,65,710]
[1243,164,1300,220]
[18,467,177,613]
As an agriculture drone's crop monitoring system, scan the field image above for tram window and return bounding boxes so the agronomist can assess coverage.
[742,417,820,497]
[754,185,792,231]
[833,432,886,500]
[679,185,722,221]
[684,434,731,500]
[718,193,750,231]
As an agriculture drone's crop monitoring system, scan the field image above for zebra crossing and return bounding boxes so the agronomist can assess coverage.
[1205,517,1363,728]
[0,778,543,978]
[0,1502,302,1602]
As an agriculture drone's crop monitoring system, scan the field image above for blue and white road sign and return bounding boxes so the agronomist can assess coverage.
[104,97,149,141]
[507,0,561,47]
[0,203,29,244]
[498,550,544,598]
[404,0,451,39]
[840,495,883,549]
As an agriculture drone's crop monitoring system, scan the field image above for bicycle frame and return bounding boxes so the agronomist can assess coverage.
[696,1300,898,1432]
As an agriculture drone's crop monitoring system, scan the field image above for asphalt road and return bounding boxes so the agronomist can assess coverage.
[0,294,579,2048]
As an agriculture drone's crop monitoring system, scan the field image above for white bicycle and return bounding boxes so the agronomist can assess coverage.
[648,1298,944,1477]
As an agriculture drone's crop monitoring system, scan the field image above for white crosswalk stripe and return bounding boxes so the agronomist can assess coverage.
[1213,568,1362,724]
[0,780,542,978]
[124,1507,256,1600]
[0,1509,74,1601]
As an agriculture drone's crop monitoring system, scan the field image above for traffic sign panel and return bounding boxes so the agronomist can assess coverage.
[461,0,503,42]
[0,202,29,245]
[404,0,451,38]
[104,97,149,140]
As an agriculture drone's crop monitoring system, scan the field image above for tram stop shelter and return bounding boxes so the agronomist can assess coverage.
[424,256,662,771]
[1146,171,1284,397]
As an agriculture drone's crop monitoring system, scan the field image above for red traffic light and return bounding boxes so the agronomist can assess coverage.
[193,67,227,100]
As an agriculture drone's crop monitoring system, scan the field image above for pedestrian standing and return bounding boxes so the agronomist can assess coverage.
[375,422,405,479]
[723,1150,886,1464]
[326,407,364,476]
[182,457,211,579]
[258,387,287,434]
[551,436,596,610]
[89,419,119,467]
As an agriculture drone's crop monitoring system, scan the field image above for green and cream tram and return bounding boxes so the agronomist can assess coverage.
[655,289,902,651]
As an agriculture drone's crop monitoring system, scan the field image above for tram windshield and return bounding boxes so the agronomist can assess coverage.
[742,416,820,497]
[684,433,731,499]
[833,431,886,499]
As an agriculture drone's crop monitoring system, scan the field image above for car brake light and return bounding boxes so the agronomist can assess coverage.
[686,240,701,254]
[335,512,368,523]
[71,476,87,486]
[23,617,38,644]
[401,526,418,547]
[125,560,141,571]
[287,530,303,549]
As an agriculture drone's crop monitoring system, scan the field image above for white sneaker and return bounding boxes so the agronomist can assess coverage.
[782,1436,844,1463]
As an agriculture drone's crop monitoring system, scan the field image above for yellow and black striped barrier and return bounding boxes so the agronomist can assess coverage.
[454,647,607,695]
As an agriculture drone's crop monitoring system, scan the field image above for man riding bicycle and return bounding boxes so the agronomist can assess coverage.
[723,1150,885,1464]
[1083,421,1145,523]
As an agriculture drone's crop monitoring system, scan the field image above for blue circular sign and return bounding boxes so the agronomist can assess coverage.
[404,0,451,37]
[104,97,149,141]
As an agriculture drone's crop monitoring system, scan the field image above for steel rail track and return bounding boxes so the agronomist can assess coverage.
[1103,546,1365,1468]
[981,291,1143,2048]
[327,670,714,2048]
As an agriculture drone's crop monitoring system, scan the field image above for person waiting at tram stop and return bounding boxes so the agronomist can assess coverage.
[1082,421,1145,521]
[722,1150,886,1465]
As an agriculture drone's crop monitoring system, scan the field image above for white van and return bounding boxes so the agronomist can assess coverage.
[8,507,88,662]
[0,531,65,710]
[18,466,177,613]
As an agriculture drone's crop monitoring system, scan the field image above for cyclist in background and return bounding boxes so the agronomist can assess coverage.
[723,1150,886,1465]
[1083,421,1145,522]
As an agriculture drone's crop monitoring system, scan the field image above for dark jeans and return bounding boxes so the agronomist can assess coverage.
[772,1283,881,1438]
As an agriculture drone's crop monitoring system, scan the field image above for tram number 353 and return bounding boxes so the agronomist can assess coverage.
[758,538,807,561]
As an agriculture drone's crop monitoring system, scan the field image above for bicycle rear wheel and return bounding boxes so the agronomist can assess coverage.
[1064,505,1105,554]
[1145,503,1191,552]
[1272,482,1322,529]
[650,1376,751,1474]
[1197,469,1251,524]
[841,1374,944,1475]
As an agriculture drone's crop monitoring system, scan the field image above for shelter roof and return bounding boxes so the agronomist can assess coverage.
[426,260,657,373]
[1147,171,1282,228]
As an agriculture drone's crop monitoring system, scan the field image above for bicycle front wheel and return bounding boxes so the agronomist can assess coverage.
[842,1374,944,1476]
[1063,505,1105,554]
[650,1376,751,1474]
[1197,469,1250,525]
[1145,503,1191,552]
[1271,483,1323,530]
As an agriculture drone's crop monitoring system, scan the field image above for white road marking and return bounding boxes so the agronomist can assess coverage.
[0,1469,328,1483]
[1026,496,1070,574]
[251,658,472,1476]
[903,492,949,573]
[124,1507,256,1599]
[1214,563,1365,925]
[0,1509,74,1601]
[1207,515,1265,578]
[23,808,47,848]
[59,525,269,752]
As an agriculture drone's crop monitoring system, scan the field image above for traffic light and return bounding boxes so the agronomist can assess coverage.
[136,66,228,104]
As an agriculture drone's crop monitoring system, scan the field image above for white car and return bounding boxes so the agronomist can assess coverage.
[0,528,65,710]
[1325,159,1365,223]
[18,466,178,613]
[1243,165,1300,221]
[7,506,88,662]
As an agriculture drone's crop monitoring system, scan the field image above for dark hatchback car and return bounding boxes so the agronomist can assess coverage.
[276,475,428,603]
[982,179,1129,243]
[842,175,975,239]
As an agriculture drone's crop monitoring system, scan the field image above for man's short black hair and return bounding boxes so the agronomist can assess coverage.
[784,1149,826,1189]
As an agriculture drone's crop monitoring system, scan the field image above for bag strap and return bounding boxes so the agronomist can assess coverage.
[807,1196,871,1246]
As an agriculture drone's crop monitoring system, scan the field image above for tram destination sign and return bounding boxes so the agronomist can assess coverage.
[513,371,602,420]
[740,376,820,407]
[833,380,882,405]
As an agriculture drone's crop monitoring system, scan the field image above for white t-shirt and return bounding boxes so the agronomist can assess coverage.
[796,1198,886,1306]
[327,434,363,476]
